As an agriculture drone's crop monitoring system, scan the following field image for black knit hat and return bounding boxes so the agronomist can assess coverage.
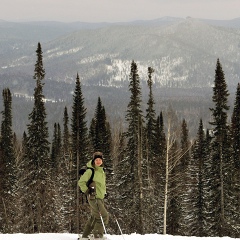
[92,151,103,164]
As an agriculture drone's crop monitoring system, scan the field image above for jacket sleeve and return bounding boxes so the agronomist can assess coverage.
[78,169,92,193]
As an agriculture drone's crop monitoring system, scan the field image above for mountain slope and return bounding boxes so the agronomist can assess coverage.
[1,18,240,92]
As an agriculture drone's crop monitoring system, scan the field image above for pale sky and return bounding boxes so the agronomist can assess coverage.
[0,0,239,22]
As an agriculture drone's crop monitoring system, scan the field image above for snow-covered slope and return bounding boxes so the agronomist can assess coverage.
[1,18,240,89]
[1,233,235,240]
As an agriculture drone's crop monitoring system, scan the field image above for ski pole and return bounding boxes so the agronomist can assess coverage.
[95,198,108,235]
[107,201,125,240]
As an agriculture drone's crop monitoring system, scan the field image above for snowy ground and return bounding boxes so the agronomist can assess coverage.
[0,233,237,240]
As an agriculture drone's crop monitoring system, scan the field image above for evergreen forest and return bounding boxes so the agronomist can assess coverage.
[0,43,240,238]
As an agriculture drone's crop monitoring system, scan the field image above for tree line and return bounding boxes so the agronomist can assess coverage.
[0,42,240,237]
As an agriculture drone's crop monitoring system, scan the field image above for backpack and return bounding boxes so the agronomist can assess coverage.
[79,166,94,193]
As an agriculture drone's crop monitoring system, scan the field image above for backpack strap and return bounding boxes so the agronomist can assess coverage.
[86,167,95,187]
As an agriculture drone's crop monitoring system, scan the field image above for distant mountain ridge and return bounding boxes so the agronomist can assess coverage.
[0,17,240,138]
[0,17,240,99]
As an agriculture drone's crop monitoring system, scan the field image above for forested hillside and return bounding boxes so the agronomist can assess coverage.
[0,17,240,138]
[0,43,240,237]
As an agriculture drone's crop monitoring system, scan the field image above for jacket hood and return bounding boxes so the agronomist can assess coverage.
[86,160,94,168]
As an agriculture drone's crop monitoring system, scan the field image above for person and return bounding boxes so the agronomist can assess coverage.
[78,151,109,240]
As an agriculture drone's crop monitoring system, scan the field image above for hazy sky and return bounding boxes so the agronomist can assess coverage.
[1,0,239,22]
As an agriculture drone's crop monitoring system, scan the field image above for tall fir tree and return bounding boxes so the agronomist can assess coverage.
[209,58,232,236]
[187,119,209,236]
[154,112,166,233]
[175,119,191,235]
[89,97,112,167]
[71,73,89,232]
[116,60,145,233]
[61,106,75,232]
[89,97,113,178]
[144,67,162,233]
[231,83,240,170]
[0,88,16,233]
[18,42,58,232]
[229,83,240,236]
[111,125,126,233]
[146,67,156,159]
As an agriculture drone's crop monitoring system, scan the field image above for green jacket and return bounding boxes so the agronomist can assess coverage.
[78,160,106,199]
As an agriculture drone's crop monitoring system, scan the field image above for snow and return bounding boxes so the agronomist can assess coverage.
[0,233,237,240]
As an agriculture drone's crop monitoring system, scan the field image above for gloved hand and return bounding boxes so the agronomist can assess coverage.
[85,182,96,196]
[88,186,95,195]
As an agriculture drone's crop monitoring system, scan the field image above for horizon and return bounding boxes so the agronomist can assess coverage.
[0,16,240,24]
[0,0,239,23]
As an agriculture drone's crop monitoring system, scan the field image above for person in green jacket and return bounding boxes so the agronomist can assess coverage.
[78,152,109,240]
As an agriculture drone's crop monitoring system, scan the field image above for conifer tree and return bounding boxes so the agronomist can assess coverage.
[229,83,240,236]
[88,97,114,229]
[154,112,166,233]
[174,119,191,235]
[110,125,126,234]
[117,60,144,233]
[18,42,57,232]
[187,119,208,236]
[60,106,75,232]
[51,121,70,232]
[145,67,162,233]
[0,88,16,233]
[71,73,89,232]
[146,67,156,158]
[209,58,232,236]
[232,83,240,170]
[89,97,113,173]
[89,97,112,165]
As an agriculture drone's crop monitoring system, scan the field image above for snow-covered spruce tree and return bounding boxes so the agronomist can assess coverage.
[0,88,16,233]
[116,60,145,234]
[111,124,127,233]
[199,128,215,236]
[89,97,112,170]
[154,112,166,233]
[59,106,75,232]
[187,119,209,236]
[208,58,233,236]
[229,83,240,237]
[71,73,89,233]
[19,42,58,232]
[50,122,73,232]
[166,118,191,236]
[144,67,162,233]
[89,97,115,231]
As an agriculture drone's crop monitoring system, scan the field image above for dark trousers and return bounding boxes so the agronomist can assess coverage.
[82,198,109,238]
